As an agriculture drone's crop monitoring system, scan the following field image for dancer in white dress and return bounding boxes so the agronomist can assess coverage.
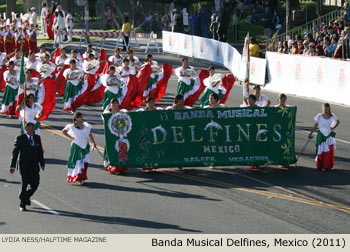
[62,112,97,184]
[308,103,340,171]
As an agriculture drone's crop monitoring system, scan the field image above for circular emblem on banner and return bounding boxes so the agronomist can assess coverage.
[216,46,220,57]
[295,63,301,81]
[338,68,345,87]
[108,113,132,138]
[276,60,281,78]
[184,38,187,49]
[316,65,323,84]
[251,62,256,76]
[169,36,172,47]
[200,42,204,53]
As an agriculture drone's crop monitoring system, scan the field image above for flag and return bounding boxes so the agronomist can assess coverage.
[242,33,250,106]
[16,45,26,120]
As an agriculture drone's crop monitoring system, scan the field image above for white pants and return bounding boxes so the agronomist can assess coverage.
[54,29,63,44]
[41,17,46,34]
[66,25,72,42]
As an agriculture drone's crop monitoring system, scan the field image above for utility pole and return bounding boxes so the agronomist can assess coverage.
[286,0,290,36]
[84,1,90,44]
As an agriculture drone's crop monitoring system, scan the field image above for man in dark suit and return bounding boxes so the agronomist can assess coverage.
[9,122,45,211]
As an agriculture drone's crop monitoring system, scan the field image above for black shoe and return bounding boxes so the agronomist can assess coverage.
[20,204,27,211]
[26,199,31,206]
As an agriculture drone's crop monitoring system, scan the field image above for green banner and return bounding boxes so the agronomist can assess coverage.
[103,107,297,168]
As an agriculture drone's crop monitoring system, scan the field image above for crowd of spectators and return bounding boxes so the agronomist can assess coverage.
[172,0,278,42]
[276,19,350,59]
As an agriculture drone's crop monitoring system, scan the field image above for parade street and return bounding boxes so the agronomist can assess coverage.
[0,51,349,234]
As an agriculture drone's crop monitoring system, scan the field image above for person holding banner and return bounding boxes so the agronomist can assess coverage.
[1,61,19,116]
[204,93,225,108]
[62,112,97,184]
[248,94,258,107]
[308,103,340,171]
[166,94,192,110]
[138,97,163,111]
[253,85,270,107]
[102,98,128,174]
[18,93,44,135]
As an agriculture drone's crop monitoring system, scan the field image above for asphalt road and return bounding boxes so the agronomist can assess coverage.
[0,48,349,234]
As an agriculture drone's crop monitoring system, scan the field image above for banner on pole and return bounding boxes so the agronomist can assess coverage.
[103,107,297,168]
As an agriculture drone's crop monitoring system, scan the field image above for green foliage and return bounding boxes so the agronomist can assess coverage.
[134,26,144,33]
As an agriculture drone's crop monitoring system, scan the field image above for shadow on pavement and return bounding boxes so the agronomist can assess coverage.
[30,208,201,233]
[83,181,220,202]
[0,178,21,185]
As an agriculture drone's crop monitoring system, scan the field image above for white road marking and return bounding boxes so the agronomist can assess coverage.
[32,199,60,215]
[296,128,350,145]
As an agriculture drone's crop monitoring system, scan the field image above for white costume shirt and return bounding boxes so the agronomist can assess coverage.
[118,66,136,83]
[63,122,91,149]
[314,113,338,137]
[20,103,43,124]
[255,94,269,107]
[63,68,84,86]
[55,55,68,66]
[101,73,123,94]
[25,58,40,70]
[3,70,19,89]
[29,12,37,25]
[175,66,195,85]
[82,60,100,75]
[37,62,56,79]
[108,55,123,66]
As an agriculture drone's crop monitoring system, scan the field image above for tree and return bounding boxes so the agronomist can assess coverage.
[6,0,16,22]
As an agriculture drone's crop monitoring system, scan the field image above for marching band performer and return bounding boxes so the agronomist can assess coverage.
[4,25,15,54]
[62,112,96,184]
[55,47,68,71]
[1,61,19,116]
[118,58,136,84]
[9,49,21,71]
[17,70,40,106]
[108,48,124,67]
[102,98,128,174]
[66,49,82,68]
[17,93,43,135]
[25,50,41,78]
[27,25,38,52]
[200,66,225,107]
[62,59,85,111]
[101,65,125,110]
[83,44,98,60]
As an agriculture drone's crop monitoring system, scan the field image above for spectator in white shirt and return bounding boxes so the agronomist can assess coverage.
[65,9,73,42]
[29,7,37,26]
[40,3,48,35]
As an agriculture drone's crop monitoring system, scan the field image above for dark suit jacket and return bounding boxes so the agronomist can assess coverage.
[10,134,45,174]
